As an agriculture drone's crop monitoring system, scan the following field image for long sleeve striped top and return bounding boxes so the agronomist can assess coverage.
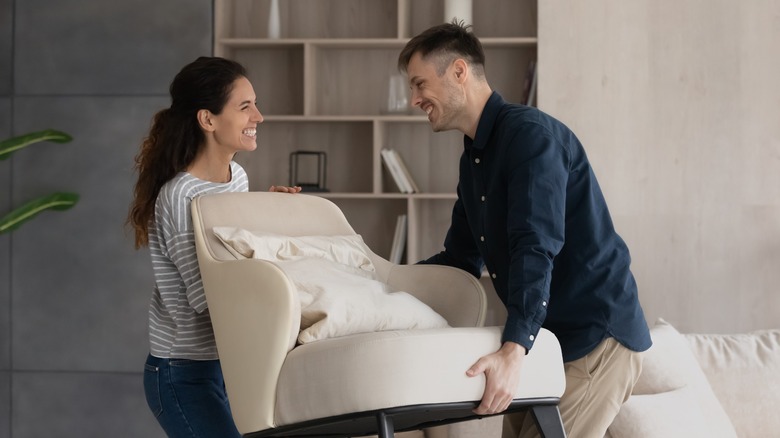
[147,161,248,360]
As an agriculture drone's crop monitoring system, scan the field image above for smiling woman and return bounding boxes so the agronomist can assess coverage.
[126,56,300,438]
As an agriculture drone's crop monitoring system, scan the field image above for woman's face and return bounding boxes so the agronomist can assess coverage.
[210,76,263,153]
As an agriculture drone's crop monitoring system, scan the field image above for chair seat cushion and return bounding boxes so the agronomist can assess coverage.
[274,326,565,425]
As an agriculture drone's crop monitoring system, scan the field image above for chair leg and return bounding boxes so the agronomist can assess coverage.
[530,405,566,438]
[376,411,395,438]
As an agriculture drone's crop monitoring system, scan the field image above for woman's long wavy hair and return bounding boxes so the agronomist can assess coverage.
[127,56,247,248]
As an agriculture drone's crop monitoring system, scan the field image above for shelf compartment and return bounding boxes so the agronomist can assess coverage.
[220,0,398,39]
[235,121,374,193]
[484,46,537,106]
[224,45,305,115]
[407,0,537,39]
[306,41,535,116]
[311,46,404,116]
[380,122,462,194]
[408,197,458,263]
[328,198,408,260]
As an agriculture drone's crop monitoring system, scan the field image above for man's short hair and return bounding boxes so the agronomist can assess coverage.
[398,20,486,77]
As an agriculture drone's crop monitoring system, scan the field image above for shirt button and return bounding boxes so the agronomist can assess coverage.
[491,273,496,279]
[480,236,485,242]
[529,335,535,341]
[474,158,480,164]
[542,301,547,307]
[481,195,486,201]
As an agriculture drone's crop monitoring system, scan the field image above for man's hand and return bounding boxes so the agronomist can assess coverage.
[269,185,302,193]
[467,341,527,415]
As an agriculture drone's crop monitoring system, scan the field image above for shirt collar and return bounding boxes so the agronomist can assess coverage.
[464,91,505,151]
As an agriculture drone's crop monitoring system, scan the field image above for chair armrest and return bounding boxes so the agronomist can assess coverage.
[199,258,300,434]
[386,264,487,328]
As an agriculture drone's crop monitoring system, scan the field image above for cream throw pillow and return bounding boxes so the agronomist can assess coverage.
[686,329,780,438]
[608,319,737,438]
[609,387,711,437]
[213,227,449,344]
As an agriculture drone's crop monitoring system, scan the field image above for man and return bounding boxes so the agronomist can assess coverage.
[398,22,652,437]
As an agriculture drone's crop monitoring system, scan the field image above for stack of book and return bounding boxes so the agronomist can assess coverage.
[381,148,420,194]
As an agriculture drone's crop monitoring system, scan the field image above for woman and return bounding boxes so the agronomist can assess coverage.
[128,56,300,437]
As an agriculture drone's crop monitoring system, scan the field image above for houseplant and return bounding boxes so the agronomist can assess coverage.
[0,129,79,234]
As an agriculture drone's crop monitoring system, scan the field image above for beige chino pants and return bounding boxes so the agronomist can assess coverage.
[503,337,643,438]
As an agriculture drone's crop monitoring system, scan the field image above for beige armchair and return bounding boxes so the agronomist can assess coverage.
[191,192,566,438]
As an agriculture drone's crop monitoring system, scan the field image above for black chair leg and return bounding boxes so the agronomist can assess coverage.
[376,411,395,438]
[530,405,566,438]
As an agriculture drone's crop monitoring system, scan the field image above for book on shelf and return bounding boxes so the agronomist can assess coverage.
[389,149,420,193]
[381,148,418,194]
[389,214,407,264]
[526,60,538,107]
[521,59,538,106]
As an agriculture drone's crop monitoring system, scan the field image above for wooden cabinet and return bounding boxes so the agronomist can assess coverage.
[214,0,537,262]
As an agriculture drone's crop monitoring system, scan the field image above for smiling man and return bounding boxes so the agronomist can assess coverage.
[398,22,652,438]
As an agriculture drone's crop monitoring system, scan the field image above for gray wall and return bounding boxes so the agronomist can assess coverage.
[1,0,213,436]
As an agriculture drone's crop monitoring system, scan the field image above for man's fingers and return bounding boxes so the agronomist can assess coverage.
[466,357,487,377]
[474,395,494,415]
[474,393,511,415]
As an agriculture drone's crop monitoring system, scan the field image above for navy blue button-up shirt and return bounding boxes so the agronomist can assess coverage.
[421,92,651,362]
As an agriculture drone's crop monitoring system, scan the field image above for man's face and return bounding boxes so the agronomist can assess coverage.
[406,52,465,133]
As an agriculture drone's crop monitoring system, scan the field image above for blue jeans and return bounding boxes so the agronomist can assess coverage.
[144,354,241,438]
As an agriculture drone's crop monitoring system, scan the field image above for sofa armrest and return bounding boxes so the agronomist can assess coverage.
[199,258,300,434]
[386,264,486,328]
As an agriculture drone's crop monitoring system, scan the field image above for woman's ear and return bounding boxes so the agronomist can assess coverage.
[197,109,215,132]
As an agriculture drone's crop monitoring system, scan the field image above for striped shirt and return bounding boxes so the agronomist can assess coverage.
[147,161,248,360]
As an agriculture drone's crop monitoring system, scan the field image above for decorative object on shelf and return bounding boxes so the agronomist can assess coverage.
[0,129,79,234]
[289,150,328,192]
[385,73,410,114]
[268,0,281,39]
[444,0,472,25]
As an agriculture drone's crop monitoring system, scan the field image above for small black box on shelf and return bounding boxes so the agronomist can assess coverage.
[289,150,329,192]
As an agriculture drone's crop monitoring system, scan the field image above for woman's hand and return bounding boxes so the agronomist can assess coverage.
[269,185,302,193]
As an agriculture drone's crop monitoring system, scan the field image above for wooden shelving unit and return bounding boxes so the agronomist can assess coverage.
[214,0,538,262]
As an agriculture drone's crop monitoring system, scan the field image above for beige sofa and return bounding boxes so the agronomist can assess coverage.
[607,319,780,438]
[414,318,780,438]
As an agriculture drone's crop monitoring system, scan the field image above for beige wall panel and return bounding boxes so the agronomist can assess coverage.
[539,1,780,333]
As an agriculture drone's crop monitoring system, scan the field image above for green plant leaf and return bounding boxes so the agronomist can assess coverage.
[0,192,79,234]
[0,129,73,161]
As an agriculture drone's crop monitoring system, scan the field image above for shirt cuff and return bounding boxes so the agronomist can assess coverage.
[501,312,541,353]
